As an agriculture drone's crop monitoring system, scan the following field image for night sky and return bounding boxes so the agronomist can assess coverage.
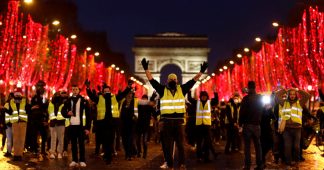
[75,0,296,73]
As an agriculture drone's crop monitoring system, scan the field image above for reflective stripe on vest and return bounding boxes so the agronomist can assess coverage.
[82,110,86,126]
[119,98,138,117]
[160,85,186,115]
[195,100,212,125]
[280,101,302,124]
[4,103,11,124]
[48,102,65,120]
[10,98,27,123]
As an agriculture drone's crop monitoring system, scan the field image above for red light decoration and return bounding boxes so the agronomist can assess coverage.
[0,1,141,97]
[200,6,324,100]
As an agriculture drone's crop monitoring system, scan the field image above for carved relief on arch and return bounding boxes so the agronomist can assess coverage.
[157,58,185,72]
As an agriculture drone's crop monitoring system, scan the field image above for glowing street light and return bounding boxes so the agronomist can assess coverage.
[111,64,116,68]
[272,22,279,27]
[121,70,125,74]
[116,67,120,71]
[94,52,100,56]
[244,48,250,52]
[86,47,91,51]
[52,20,60,26]
[70,34,77,39]
[223,66,228,70]
[219,68,223,72]
[211,73,215,76]
[237,54,242,58]
[24,0,33,4]
[255,37,261,42]
[229,60,234,65]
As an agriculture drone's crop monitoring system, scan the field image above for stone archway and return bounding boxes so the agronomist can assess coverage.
[133,33,210,94]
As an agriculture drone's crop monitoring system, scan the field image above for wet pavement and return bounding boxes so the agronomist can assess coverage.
[0,134,324,170]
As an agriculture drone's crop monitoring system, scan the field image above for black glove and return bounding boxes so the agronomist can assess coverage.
[200,61,208,73]
[141,58,149,70]
[84,79,90,88]
[150,91,157,101]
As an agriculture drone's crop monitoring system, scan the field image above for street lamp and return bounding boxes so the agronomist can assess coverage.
[86,47,91,51]
[94,52,100,56]
[255,37,261,42]
[24,0,33,4]
[219,68,223,72]
[237,54,242,58]
[272,22,279,27]
[70,34,77,39]
[223,66,228,70]
[52,20,60,26]
[244,48,250,52]
[229,60,234,65]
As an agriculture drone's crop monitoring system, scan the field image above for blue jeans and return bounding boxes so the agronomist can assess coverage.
[283,127,301,165]
[243,124,262,168]
[6,126,13,153]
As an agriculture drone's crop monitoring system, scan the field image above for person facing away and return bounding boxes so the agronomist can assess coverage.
[140,57,208,169]
[239,81,264,170]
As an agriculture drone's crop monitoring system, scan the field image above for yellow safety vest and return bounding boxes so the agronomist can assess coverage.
[48,102,65,120]
[4,103,11,124]
[97,94,120,119]
[280,101,303,125]
[10,98,27,123]
[119,98,138,117]
[224,103,240,124]
[195,100,212,125]
[160,85,186,115]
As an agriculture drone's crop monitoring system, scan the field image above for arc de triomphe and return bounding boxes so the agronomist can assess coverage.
[133,33,210,94]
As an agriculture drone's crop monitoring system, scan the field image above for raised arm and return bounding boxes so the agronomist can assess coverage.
[298,89,310,107]
[141,58,153,80]
[274,89,287,106]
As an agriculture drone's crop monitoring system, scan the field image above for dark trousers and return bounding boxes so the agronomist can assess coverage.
[122,127,134,159]
[196,125,217,160]
[1,128,6,147]
[69,125,86,162]
[94,121,105,154]
[103,124,115,162]
[28,122,48,154]
[261,131,273,164]
[136,128,148,158]
[243,124,262,168]
[64,126,70,152]
[225,124,235,152]
[160,119,185,167]
[272,131,284,162]
[283,127,301,165]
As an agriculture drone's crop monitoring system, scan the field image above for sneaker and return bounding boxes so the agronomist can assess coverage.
[160,162,169,169]
[49,153,55,159]
[69,161,79,167]
[57,153,62,159]
[79,162,87,167]
[62,151,68,157]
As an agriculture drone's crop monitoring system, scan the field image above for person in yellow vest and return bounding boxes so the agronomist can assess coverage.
[276,88,310,167]
[141,58,208,169]
[85,80,132,165]
[224,93,241,154]
[62,85,90,168]
[188,91,218,162]
[2,92,14,157]
[11,87,29,161]
[48,92,67,159]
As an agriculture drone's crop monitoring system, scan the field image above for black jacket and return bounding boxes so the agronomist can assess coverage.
[62,95,91,130]
[239,90,263,126]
